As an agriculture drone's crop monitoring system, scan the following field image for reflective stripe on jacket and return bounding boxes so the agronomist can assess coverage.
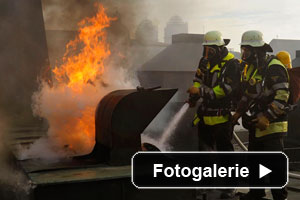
[241,58,289,137]
[193,52,235,126]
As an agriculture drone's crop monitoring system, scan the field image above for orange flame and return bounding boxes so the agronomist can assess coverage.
[47,4,116,154]
[53,4,115,91]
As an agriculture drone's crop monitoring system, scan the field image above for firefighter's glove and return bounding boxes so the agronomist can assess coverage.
[252,115,270,131]
[187,87,202,107]
[231,112,241,126]
[187,98,197,107]
[187,86,200,96]
[187,94,200,108]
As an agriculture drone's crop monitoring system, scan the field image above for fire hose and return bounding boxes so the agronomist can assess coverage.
[233,131,300,180]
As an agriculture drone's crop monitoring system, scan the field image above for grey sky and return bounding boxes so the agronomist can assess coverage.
[141,0,300,51]
[42,0,300,51]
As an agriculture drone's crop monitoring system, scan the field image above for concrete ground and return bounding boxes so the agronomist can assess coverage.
[8,126,300,200]
[195,171,300,199]
[196,182,300,200]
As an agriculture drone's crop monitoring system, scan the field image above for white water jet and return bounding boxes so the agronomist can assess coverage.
[160,103,189,149]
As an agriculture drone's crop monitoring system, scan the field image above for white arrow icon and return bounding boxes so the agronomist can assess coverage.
[259,164,272,179]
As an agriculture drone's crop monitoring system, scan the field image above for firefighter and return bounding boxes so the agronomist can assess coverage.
[187,30,241,199]
[232,30,289,200]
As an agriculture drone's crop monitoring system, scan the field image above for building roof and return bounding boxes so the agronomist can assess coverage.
[140,33,240,72]
[269,39,300,60]
[168,15,185,24]
[292,50,300,67]
[140,34,203,72]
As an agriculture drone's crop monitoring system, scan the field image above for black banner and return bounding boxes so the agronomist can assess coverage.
[131,152,288,189]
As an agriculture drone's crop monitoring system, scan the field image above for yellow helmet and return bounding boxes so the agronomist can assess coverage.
[276,51,292,69]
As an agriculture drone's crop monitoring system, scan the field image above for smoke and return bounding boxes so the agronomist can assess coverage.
[42,0,149,79]
[0,119,31,199]
[20,68,136,160]
[19,3,140,160]
[41,0,145,34]
[41,0,98,31]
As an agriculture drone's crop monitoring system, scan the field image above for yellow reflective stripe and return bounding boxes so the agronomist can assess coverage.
[193,82,201,88]
[210,52,235,73]
[268,58,289,80]
[203,115,229,125]
[193,114,229,126]
[269,58,285,67]
[242,64,249,81]
[207,62,211,70]
[251,68,260,80]
[274,89,289,102]
[255,121,288,138]
[210,64,221,73]
[193,52,234,126]
[245,65,255,81]
[255,74,262,80]
[193,114,201,126]
[224,52,235,61]
[243,64,263,81]
[213,85,225,99]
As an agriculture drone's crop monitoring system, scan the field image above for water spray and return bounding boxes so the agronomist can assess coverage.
[159,103,190,149]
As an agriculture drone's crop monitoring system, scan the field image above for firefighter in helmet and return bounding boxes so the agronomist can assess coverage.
[232,30,289,200]
[187,30,241,199]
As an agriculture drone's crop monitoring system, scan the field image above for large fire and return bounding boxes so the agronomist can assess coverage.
[49,4,115,153]
[25,3,134,159]
[52,4,114,90]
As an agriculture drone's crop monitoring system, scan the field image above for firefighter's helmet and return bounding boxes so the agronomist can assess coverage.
[202,31,226,46]
[240,30,265,47]
[241,30,273,52]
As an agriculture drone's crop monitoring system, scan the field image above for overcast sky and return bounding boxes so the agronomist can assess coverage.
[42,0,300,51]
[140,0,300,51]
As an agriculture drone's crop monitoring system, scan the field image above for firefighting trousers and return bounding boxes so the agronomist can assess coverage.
[248,129,288,200]
[197,121,234,151]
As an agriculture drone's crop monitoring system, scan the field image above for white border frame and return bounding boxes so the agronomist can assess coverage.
[131,151,289,189]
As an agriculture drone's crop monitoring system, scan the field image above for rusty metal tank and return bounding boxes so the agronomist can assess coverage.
[7,88,198,200]
[80,87,178,165]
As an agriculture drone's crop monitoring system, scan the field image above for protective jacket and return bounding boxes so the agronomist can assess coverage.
[238,57,290,137]
[192,48,240,126]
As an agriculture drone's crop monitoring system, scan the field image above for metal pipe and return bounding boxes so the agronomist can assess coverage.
[233,131,248,151]
[289,172,300,180]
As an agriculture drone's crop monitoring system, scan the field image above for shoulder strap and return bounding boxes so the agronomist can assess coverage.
[222,52,235,62]
[220,53,236,73]
[267,57,289,80]
[210,52,235,73]
[268,57,285,68]
[219,56,239,83]
[266,55,276,66]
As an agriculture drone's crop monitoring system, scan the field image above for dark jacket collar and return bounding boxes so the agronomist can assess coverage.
[209,47,228,67]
